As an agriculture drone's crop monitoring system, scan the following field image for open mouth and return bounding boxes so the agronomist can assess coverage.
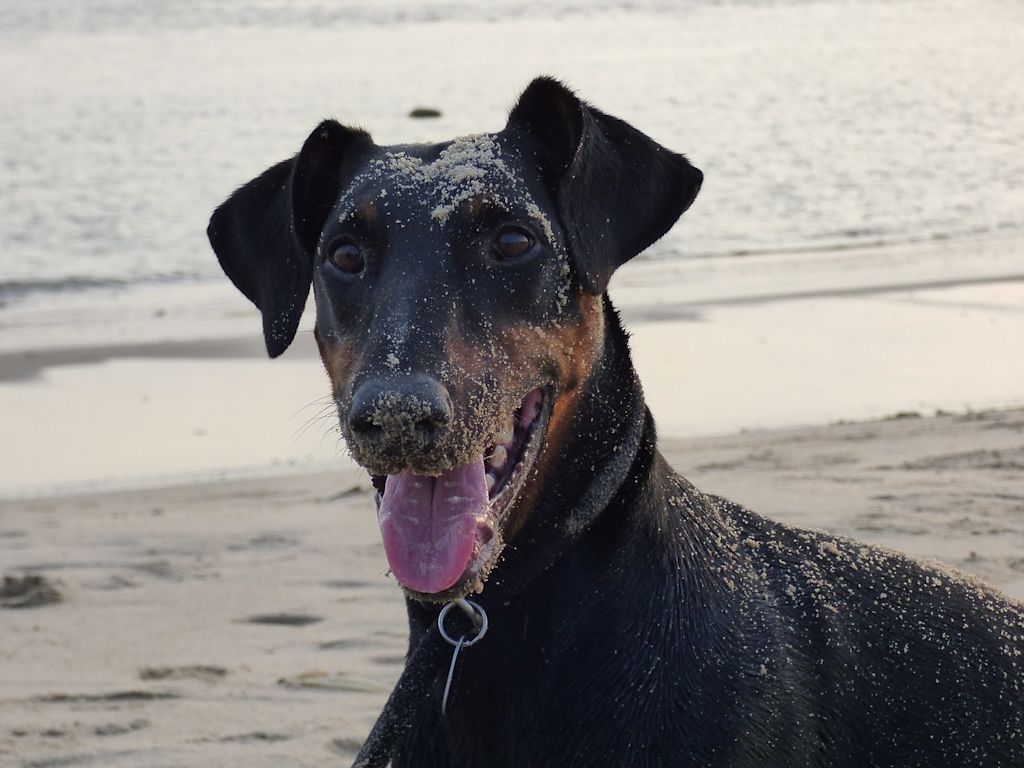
[371,387,549,599]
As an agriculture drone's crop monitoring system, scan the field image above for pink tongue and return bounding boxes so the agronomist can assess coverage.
[378,458,488,594]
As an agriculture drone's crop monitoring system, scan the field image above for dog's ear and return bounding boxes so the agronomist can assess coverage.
[208,120,369,357]
[507,77,703,294]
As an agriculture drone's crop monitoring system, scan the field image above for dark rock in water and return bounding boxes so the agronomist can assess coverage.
[0,573,62,608]
[409,107,442,119]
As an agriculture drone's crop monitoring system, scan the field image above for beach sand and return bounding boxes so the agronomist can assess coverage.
[2,406,1023,767]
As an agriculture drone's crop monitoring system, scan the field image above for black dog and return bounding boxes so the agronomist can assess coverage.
[209,77,1024,766]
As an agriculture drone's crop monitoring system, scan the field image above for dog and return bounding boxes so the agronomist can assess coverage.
[209,77,1024,767]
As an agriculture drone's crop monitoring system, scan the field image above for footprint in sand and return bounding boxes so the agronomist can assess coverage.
[139,665,227,682]
[241,612,323,626]
[277,670,384,693]
[0,573,62,608]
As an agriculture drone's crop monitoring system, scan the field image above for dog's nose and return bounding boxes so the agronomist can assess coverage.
[348,374,453,452]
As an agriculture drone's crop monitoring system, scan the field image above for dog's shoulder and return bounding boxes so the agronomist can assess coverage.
[682,487,1024,757]
[714,492,1024,650]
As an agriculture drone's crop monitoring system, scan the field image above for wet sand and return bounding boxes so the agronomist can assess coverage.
[2,407,1023,767]
[2,235,1022,495]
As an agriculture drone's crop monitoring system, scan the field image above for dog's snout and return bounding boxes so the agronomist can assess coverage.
[348,374,453,453]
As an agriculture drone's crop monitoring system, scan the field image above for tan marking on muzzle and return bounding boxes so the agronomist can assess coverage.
[496,293,606,538]
[314,328,363,399]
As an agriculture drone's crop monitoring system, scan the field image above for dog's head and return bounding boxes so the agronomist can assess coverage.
[209,78,701,601]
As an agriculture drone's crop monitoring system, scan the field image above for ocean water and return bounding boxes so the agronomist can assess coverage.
[1,0,1022,302]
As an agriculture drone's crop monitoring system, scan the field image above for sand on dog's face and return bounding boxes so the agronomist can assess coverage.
[311,132,605,597]
[313,132,601,472]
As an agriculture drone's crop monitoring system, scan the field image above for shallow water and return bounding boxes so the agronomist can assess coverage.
[1,0,1022,300]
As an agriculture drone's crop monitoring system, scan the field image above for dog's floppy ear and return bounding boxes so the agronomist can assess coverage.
[507,77,703,294]
[208,120,369,357]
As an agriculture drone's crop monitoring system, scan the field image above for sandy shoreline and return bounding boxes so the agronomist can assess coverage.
[2,234,1022,496]
[2,406,1022,766]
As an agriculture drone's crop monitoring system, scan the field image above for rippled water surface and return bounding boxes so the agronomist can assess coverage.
[1,0,1022,296]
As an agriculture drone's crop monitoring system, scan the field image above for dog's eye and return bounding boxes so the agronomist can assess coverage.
[491,227,535,262]
[328,238,365,274]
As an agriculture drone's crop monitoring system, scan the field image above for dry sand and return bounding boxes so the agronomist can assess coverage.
[2,407,1022,767]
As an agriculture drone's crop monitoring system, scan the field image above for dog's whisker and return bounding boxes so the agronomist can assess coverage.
[291,406,341,442]
[291,398,337,421]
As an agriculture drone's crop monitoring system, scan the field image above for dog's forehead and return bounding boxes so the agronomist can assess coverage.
[338,132,555,240]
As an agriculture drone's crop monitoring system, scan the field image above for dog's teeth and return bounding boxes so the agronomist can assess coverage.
[489,445,507,471]
[485,473,496,493]
[497,428,514,445]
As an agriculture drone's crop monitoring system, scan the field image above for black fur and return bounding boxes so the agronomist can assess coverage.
[509,77,703,294]
[394,308,1024,767]
[207,121,370,357]
[209,77,1024,766]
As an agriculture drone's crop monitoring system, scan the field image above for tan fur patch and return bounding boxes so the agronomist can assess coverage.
[497,293,606,537]
[314,328,362,399]
[354,199,378,228]
[463,193,488,221]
